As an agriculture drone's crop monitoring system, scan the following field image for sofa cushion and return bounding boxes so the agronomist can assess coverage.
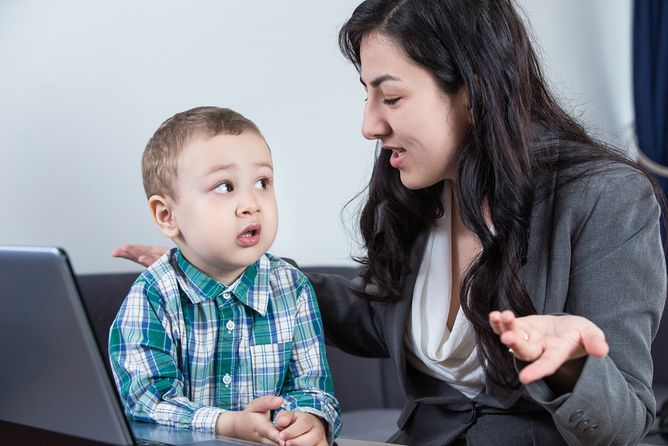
[340,409,401,441]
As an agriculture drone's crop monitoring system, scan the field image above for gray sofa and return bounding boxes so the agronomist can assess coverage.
[77,265,668,444]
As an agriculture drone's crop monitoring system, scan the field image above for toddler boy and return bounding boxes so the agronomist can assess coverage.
[109,106,341,445]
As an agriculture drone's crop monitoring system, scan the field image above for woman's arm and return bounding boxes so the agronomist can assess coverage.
[491,169,665,445]
[307,272,390,358]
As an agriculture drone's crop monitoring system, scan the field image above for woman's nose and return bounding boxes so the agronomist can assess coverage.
[361,103,390,140]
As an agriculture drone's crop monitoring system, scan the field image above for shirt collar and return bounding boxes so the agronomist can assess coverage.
[172,248,270,315]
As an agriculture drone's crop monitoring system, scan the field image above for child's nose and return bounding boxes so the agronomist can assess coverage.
[236,192,260,216]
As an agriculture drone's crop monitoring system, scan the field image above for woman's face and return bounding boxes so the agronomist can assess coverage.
[359,32,471,189]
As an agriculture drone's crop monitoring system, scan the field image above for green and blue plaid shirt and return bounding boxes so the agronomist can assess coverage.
[109,248,341,438]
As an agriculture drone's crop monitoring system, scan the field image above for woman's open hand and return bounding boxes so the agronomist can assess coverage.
[112,244,169,267]
[489,310,609,385]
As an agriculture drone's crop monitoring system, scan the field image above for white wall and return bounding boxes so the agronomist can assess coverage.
[0,0,633,274]
[517,0,633,144]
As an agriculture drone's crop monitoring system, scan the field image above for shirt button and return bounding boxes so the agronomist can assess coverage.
[222,292,231,300]
[222,374,232,386]
[577,418,591,429]
[226,320,235,331]
[569,410,584,422]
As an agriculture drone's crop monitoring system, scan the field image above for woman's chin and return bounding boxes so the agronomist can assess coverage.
[399,173,442,190]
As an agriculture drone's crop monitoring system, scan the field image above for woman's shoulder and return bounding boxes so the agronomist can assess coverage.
[564,158,649,190]
[531,142,661,236]
[560,159,653,202]
[532,137,655,205]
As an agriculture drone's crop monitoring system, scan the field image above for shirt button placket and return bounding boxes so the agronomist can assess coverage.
[216,296,236,407]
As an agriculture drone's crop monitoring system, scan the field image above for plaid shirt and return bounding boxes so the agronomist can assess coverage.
[109,248,341,439]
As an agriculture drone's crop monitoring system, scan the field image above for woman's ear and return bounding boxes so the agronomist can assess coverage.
[148,195,180,238]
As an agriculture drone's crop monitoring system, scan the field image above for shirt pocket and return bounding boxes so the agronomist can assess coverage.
[250,341,293,398]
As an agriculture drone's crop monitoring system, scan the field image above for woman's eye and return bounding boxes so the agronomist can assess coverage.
[383,97,400,105]
[255,178,270,190]
[214,182,233,193]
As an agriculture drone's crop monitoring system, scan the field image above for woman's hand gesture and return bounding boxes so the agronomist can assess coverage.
[489,310,609,386]
[112,244,168,267]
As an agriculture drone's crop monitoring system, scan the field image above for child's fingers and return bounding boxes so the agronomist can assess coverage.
[257,419,283,445]
[278,415,310,440]
[247,396,284,414]
[284,427,323,446]
[274,410,295,430]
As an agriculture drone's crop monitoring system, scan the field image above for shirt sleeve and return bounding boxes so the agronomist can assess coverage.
[108,280,224,431]
[523,170,665,445]
[279,279,342,443]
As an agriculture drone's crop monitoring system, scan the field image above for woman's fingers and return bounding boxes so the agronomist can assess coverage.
[489,310,518,335]
[490,311,538,359]
[489,312,609,385]
[582,323,609,357]
[488,311,503,335]
[111,244,168,266]
[500,328,540,361]
[516,340,574,383]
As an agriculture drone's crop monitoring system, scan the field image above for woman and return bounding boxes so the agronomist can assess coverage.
[115,0,666,444]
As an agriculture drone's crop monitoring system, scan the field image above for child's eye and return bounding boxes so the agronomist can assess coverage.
[214,182,233,193]
[255,178,271,190]
[383,97,400,105]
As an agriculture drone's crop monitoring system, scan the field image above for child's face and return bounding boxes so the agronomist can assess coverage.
[165,131,278,284]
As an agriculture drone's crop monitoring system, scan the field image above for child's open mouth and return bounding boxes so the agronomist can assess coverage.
[237,224,261,247]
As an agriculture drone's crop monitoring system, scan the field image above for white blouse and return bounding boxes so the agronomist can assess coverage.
[404,181,485,399]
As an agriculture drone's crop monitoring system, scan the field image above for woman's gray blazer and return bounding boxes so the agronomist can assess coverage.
[308,162,666,446]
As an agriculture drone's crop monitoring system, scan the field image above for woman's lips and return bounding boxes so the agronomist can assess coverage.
[388,147,406,169]
[237,224,261,247]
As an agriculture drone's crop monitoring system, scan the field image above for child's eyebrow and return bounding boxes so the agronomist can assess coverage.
[206,162,273,175]
[254,162,274,171]
[206,163,235,174]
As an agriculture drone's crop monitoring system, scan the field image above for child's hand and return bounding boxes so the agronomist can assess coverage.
[216,396,284,445]
[274,411,328,446]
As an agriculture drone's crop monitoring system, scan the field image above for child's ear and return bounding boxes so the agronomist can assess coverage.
[148,195,180,238]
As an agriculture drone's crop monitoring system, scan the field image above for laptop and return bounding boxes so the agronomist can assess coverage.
[0,246,262,446]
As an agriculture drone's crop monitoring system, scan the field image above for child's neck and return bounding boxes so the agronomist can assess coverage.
[176,246,248,286]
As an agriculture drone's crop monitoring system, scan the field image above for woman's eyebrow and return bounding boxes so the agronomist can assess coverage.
[360,74,401,88]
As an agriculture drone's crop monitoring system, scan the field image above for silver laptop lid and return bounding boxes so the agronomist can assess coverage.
[0,246,133,445]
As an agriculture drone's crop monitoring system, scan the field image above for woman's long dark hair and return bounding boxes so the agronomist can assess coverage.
[339,0,665,387]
